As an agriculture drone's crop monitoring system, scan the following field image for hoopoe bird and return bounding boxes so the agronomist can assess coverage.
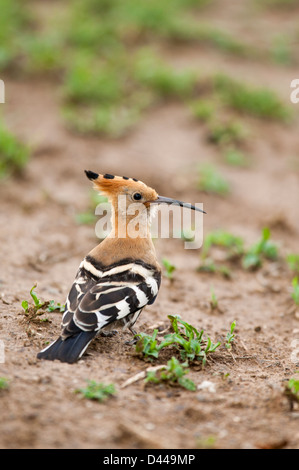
[37,171,205,364]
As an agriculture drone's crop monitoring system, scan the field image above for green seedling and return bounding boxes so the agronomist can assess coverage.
[214,74,292,122]
[135,315,222,365]
[199,228,278,274]
[21,284,65,322]
[198,164,230,196]
[145,357,196,391]
[207,120,246,147]
[284,372,299,410]
[193,25,254,57]
[286,254,299,274]
[210,287,218,310]
[242,227,278,270]
[47,300,65,313]
[135,329,161,360]
[76,381,116,403]
[160,315,221,365]
[21,34,63,74]
[197,259,232,279]
[63,102,142,138]
[22,284,46,314]
[196,435,217,449]
[162,258,176,280]
[0,0,31,70]
[224,148,249,167]
[134,51,197,99]
[225,320,236,349]
[0,124,30,178]
[190,99,215,123]
[0,377,9,390]
[291,277,299,305]
[288,373,299,397]
[201,229,245,260]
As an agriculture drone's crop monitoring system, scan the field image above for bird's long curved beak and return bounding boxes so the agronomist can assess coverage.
[151,196,206,214]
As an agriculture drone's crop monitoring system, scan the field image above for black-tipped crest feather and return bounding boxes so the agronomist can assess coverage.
[85,170,99,181]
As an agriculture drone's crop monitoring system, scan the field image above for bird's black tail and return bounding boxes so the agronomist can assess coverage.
[37,331,96,364]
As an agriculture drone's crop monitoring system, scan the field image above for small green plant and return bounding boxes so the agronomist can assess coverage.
[135,315,222,365]
[214,74,292,122]
[286,254,299,274]
[0,377,9,390]
[22,284,46,314]
[145,357,196,391]
[162,258,176,280]
[210,287,218,310]
[196,435,217,449]
[76,381,116,402]
[0,0,31,70]
[47,300,65,313]
[198,164,230,196]
[201,229,245,260]
[284,372,299,410]
[286,373,299,397]
[242,227,278,270]
[197,259,232,279]
[133,48,198,99]
[0,124,30,178]
[224,148,249,167]
[135,329,161,360]
[225,320,236,349]
[199,228,278,274]
[207,120,246,147]
[21,284,65,321]
[291,277,299,305]
[21,34,63,74]
[190,99,215,123]
[161,315,221,365]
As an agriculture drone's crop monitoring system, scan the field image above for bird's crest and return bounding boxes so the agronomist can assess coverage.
[84,170,158,203]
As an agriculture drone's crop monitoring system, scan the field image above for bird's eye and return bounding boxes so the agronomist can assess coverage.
[133,192,142,201]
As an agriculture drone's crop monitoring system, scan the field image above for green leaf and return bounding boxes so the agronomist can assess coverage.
[76,381,116,402]
[21,300,29,313]
[242,252,261,270]
[162,258,176,279]
[29,284,45,309]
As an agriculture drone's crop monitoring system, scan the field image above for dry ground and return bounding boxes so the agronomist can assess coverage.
[1,0,299,450]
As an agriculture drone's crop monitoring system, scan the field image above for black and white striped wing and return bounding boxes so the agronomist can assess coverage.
[61,277,160,337]
[37,257,161,363]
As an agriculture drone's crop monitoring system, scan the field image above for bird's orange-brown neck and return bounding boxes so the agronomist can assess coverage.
[88,235,159,268]
[88,196,159,268]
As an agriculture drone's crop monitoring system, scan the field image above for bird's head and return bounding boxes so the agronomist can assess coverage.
[84,171,158,211]
[85,170,206,215]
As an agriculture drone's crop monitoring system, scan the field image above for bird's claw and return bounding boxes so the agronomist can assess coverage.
[125,337,138,345]
[100,330,118,337]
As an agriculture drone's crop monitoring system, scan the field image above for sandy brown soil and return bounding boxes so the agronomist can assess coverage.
[1,1,299,450]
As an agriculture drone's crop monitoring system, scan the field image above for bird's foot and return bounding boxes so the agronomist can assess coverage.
[125,337,138,345]
[125,327,138,345]
[100,330,118,337]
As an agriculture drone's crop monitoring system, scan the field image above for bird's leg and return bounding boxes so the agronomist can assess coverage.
[125,326,138,345]
[122,311,141,344]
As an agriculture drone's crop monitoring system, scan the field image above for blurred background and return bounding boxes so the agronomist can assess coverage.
[1,0,299,292]
[1,0,299,450]
[1,0,299,268]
